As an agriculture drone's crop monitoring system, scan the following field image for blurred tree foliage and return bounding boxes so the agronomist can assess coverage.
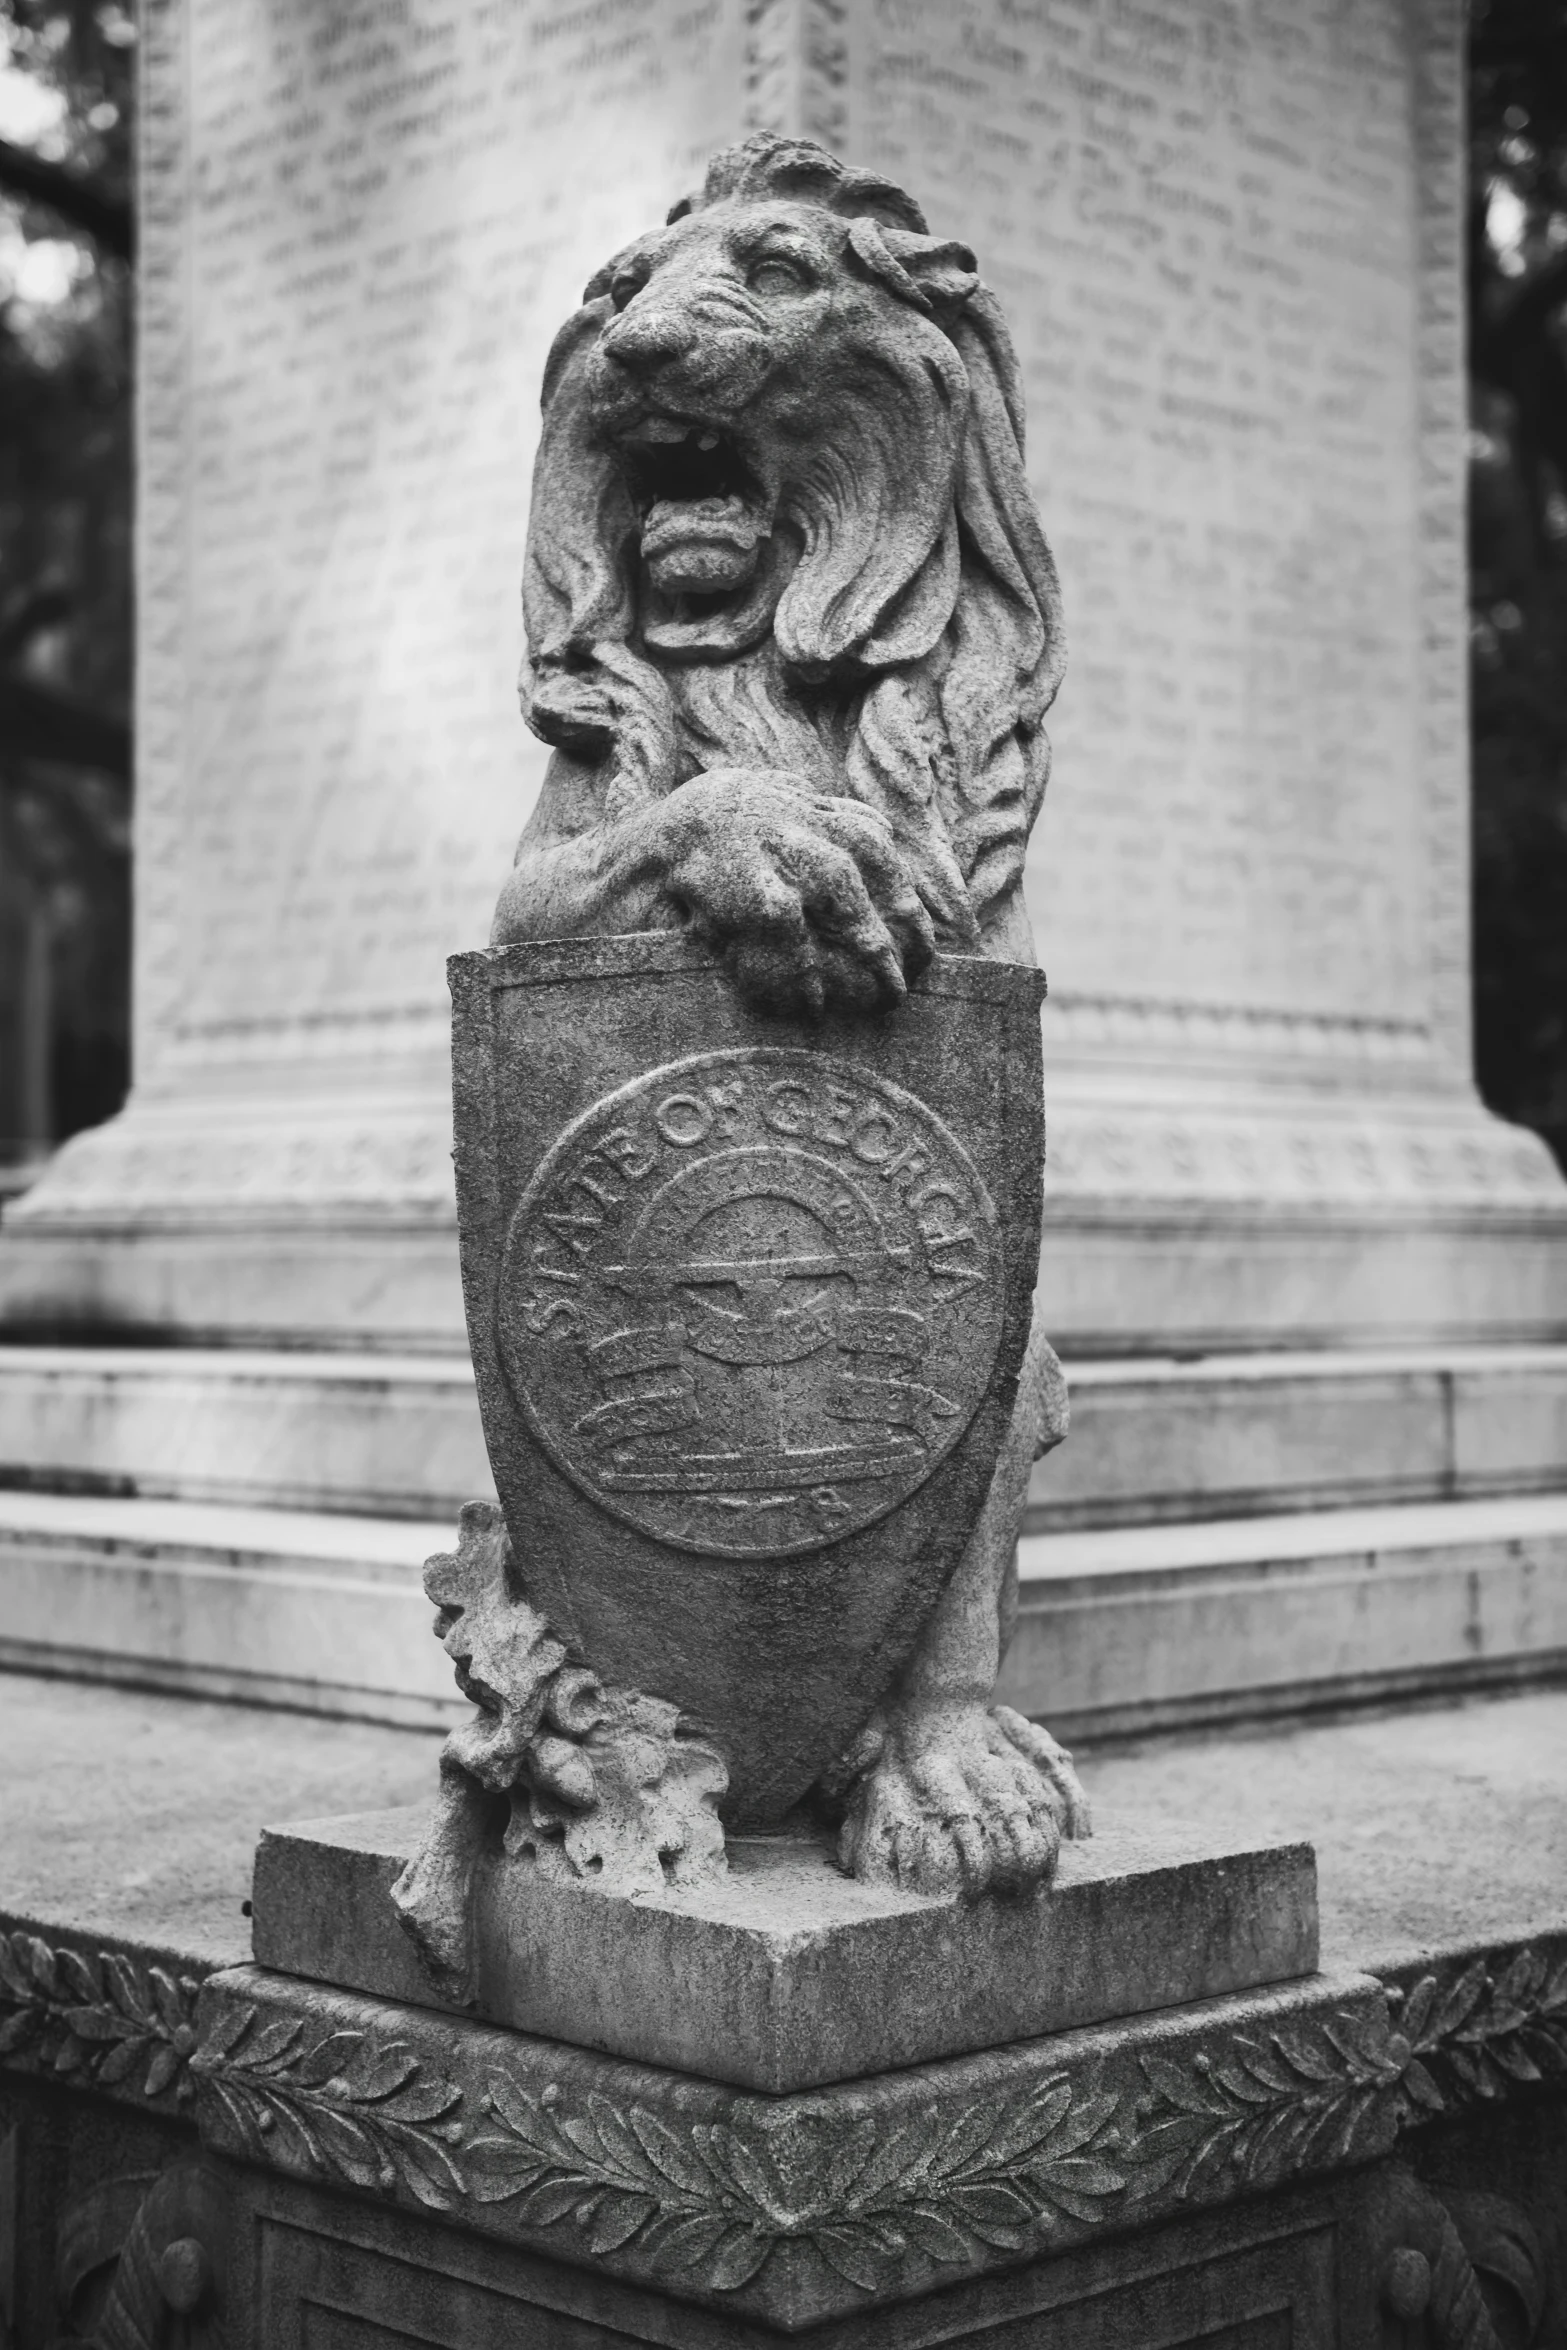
[1470,0,1567,1169]
[0,0,132,1163]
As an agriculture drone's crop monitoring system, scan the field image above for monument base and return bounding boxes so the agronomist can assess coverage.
[3,1061,1565,1354]
[4,1675,1563,2349]
[250,1809,1317,2094]
[2,1347,1564,1740]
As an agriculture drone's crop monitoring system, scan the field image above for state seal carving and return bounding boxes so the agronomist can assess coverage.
[498,1046,1004,1559]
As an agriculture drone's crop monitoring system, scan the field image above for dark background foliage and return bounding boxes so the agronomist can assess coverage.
[1,4,1564,1172]
[1470,0,1567,1171]
[0,0,132,1176]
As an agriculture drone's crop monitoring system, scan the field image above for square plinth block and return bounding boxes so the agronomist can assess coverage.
[251,1809,1318,2092]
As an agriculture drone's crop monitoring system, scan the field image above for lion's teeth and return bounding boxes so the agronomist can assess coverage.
[638,417,689,443]
[697,431,720,450]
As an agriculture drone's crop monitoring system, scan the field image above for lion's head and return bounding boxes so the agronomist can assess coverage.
[521,133,1065,943]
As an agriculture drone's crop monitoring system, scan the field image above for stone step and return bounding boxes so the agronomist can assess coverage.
[0,1490,461,1729]
[1,1484,1563,1738]
[1000,1490,1567,1741]
[3,1339,1566,1529]
[1027,1340,1567,1530]
[0,1343,495,1522]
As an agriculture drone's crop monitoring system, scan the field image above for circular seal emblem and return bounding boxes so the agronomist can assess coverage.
[497,1047,1005,1559]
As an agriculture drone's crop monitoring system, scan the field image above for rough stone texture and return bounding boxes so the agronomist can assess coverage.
[450,940,1044,1829]
[1027,1343,1567,1531]
[385,128,1104,1973]
[393,928,1080,1974]
[1083,1687,1567,1976]
[1003,1490,1567,1741]
[491,131,1063,1006]
[0,1487,461,1727]
[0,1674,1561,1981]
[5,1673,1564,2344]
[388,1499,730,2006]
[187,1957,1399,2329]
[7,1338,1567,1531]
[2,0,1561,1359]
[7,1999,1565,2345]
[252,1806,1316,2091]
[0,1675,441,1966]
[4,1480,1563,1748]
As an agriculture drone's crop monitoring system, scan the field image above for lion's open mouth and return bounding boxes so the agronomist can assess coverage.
[615,418,770,597]
[618,416,756,509]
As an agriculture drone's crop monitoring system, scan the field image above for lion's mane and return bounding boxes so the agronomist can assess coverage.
[519,133,1066,944]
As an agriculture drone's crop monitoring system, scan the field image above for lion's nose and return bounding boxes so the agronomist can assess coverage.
[601,305,694,375]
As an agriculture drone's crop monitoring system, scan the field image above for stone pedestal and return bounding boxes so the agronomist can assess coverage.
[4,1672,1566,2349]
[187,1952,1392,2336]
[0,0,1561,1358]
[250,1809,1318,2091]
[212,1803,1336,2331]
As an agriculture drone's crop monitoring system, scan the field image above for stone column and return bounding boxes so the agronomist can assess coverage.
[0,0,753,1349]
[2,0,1562,1354]
[826,0,1567,1349]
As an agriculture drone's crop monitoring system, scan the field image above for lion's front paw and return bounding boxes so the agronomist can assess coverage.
[657,766,936,1016]
[837,1703,1091,1899]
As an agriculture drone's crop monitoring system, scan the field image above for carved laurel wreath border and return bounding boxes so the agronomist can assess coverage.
[0,1928,204,2104]
[3,1930,1564,2295]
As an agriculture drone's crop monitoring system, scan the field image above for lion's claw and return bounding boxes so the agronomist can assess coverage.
[837,1704,1090,1900]
[990,1702,1093,1838]
[658,766,935,1016]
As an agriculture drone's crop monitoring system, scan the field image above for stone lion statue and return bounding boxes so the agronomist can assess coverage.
[489,130,1088,1903]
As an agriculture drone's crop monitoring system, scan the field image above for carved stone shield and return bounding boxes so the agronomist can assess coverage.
[450,936,1045,1829]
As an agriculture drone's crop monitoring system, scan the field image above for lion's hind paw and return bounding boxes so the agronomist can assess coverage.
[989,1704,1093,1841]
[837,1703,1090,1903]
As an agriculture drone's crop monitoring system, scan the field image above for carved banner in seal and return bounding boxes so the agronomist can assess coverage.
[450,937,1045,1824]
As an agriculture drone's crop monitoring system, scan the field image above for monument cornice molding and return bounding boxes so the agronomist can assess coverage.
[1045,993,1435,1062]
[5,1915,1562,2324]
[3,1104,460,1225]
[181,1933,1567,2325]
[1042,1097,1563,1210]
[0,1920,207,2113]
[183,1962,1403,2326]
[21,1083,1559,1240]
[12,1081,1560,1232]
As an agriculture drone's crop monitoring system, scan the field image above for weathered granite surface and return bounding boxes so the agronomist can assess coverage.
[446,942,1048,1835]
[1005,1489,1567,1743]
[8,1931,1563,2339]
[0,1673,1559,1980]
[490,134,1064,1001]
[393,129,1101,1992]
[5,0,1562,1367]
[4,1350,1566,1747]
[252,1808,1316,2091]
[185,1958,1402,2329]
[8,1338,1567,1531]
[3,1678,1564,2342]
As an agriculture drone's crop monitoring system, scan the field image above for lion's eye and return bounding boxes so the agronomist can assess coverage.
[611,270,649,313]
[749,257,810,297]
